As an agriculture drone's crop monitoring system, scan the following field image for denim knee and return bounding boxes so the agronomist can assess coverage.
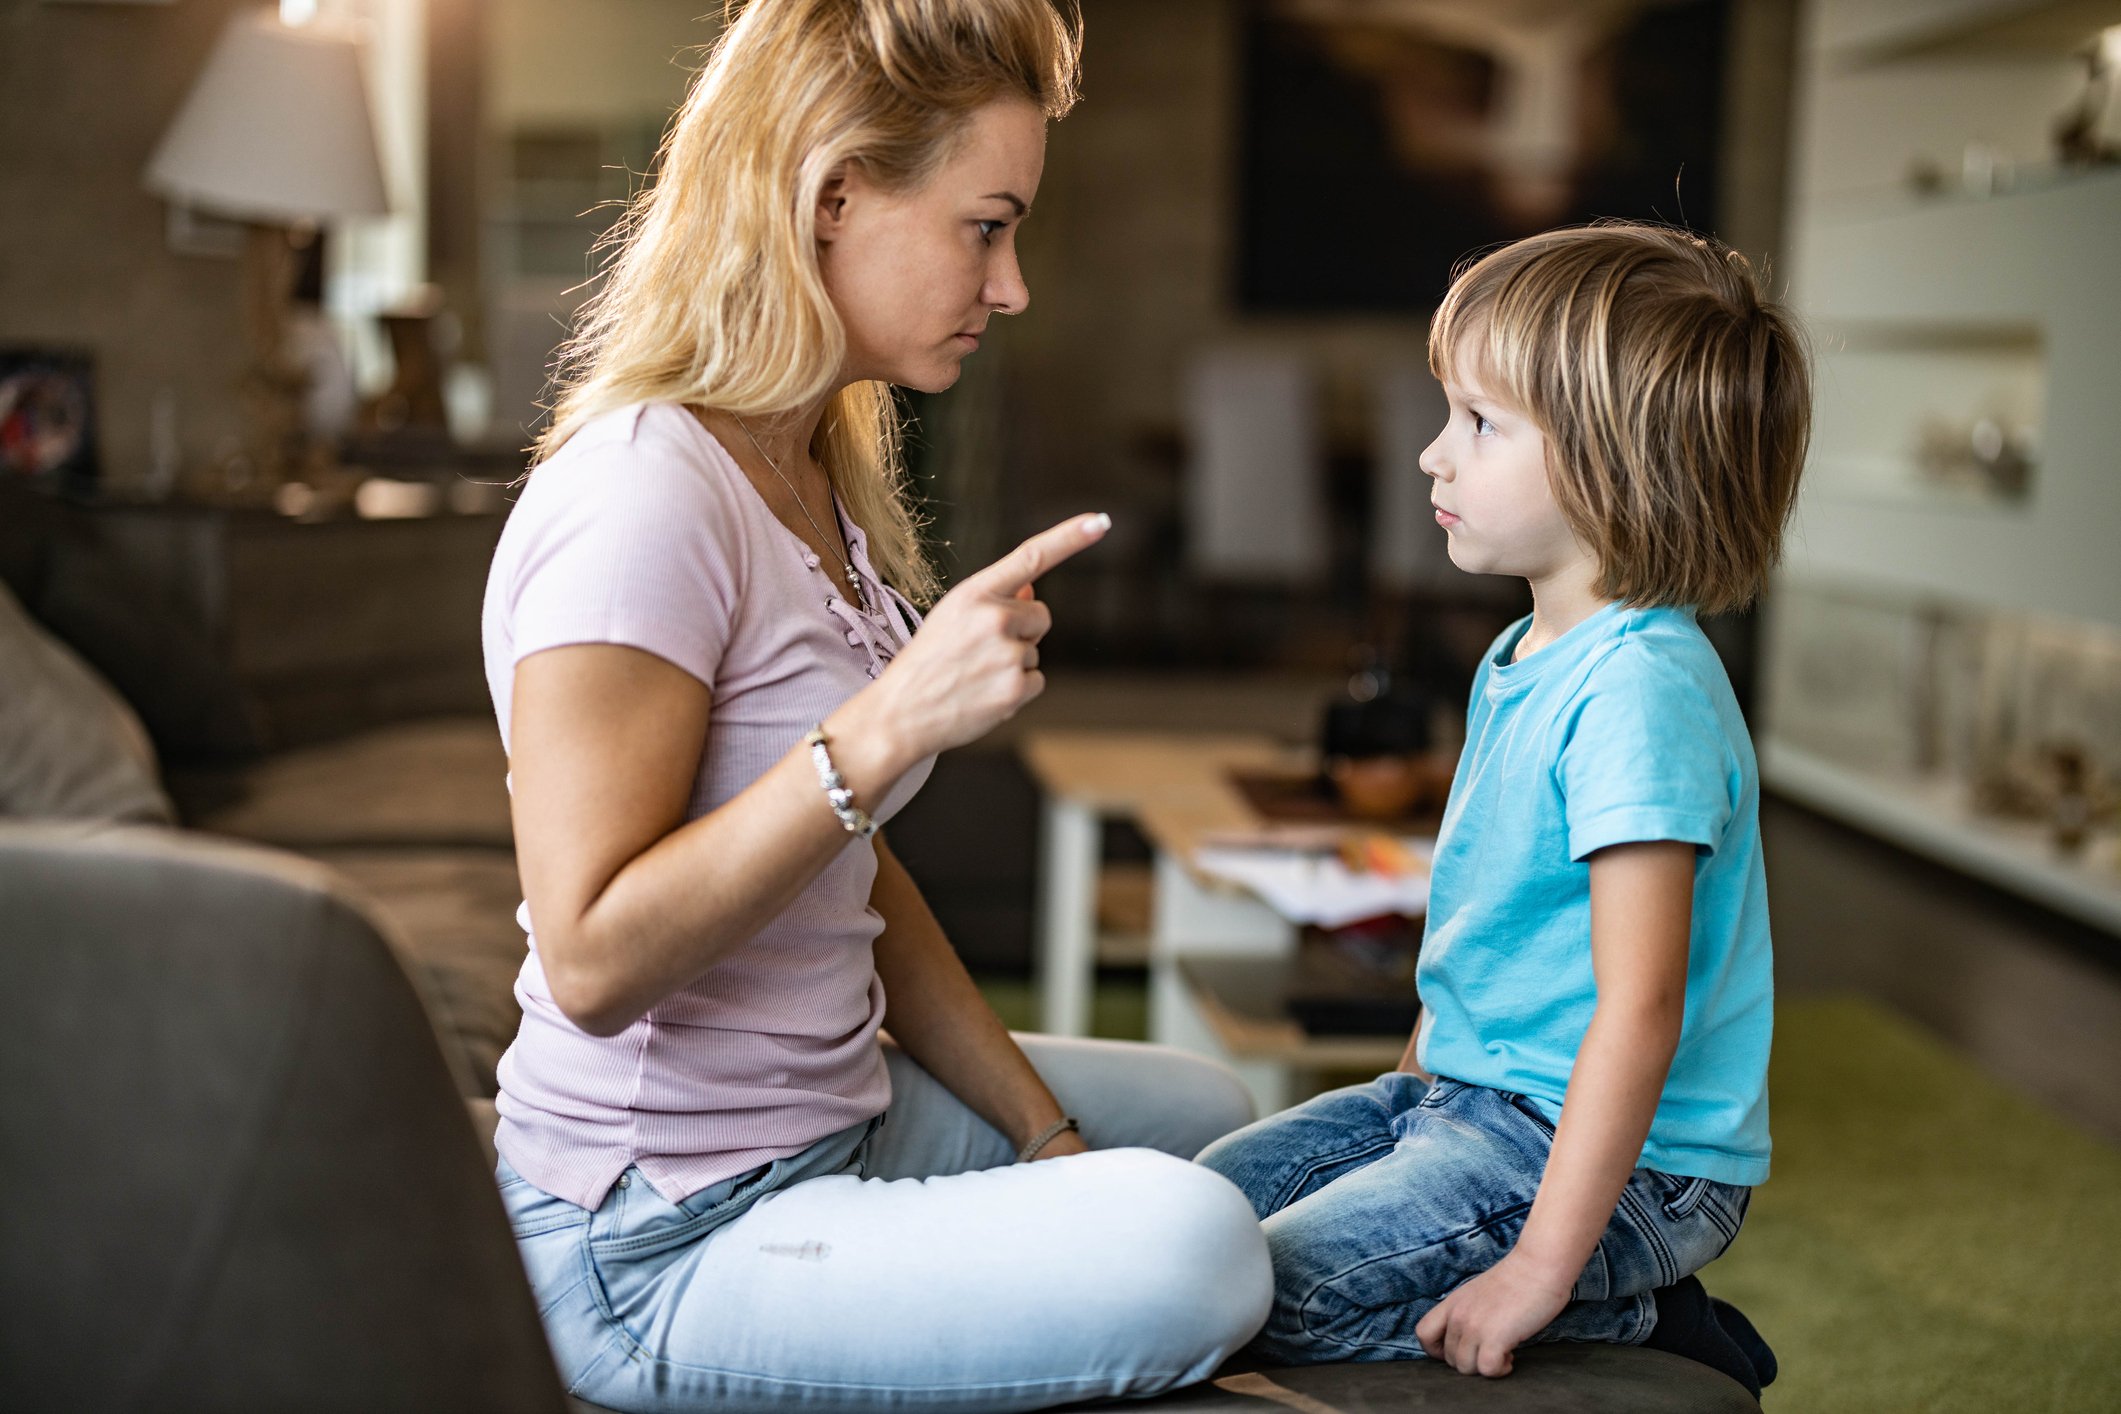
[1093,1150,1274,1359]
[1196,1075,1415,1222]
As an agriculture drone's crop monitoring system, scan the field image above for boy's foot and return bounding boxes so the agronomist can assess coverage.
[1711,1294,1779,1390]
[1641,1275,1767,1399]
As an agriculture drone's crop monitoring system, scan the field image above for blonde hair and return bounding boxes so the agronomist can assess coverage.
[533,0,1084,605]
[1428,223,1812,614]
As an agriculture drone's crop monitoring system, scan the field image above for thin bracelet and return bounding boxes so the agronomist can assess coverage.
[1017,1116,1081,1163]
[803,724,878,839]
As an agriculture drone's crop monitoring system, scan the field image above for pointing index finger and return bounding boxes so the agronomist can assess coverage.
[966,513,1111,596]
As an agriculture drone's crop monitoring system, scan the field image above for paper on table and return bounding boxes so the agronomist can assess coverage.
[1191,840,1433,928]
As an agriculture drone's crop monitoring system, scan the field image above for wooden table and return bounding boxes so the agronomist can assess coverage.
[1018,730,1291,1037]
[1020,728,1418,1111]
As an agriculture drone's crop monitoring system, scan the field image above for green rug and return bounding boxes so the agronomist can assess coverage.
[978,982,2121,1411]
[1706,996,2121,1413]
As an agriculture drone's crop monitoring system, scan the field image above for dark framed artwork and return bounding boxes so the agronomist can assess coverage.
[0,347,100,499]
[1238,0,1730,313]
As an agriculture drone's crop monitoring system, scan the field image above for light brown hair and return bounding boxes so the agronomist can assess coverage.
[1428,222,1812,614]
[534,0,1085,605]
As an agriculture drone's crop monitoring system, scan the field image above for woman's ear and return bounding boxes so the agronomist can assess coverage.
[815,163,852,244]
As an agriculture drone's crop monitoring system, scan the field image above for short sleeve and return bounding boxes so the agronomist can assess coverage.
[499,425,745,693]
[1556,644,1735,862]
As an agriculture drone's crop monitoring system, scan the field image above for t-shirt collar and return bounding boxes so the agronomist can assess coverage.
[1486,601,1628,697]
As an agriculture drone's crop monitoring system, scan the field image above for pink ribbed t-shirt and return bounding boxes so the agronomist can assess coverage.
[481,402,934,1210]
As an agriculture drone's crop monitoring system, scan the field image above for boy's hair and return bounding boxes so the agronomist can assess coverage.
[1428,222,1812,614]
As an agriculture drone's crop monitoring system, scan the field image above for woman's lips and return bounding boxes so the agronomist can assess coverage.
[954,333,980,351]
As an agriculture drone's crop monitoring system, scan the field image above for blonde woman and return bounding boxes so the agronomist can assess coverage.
[482,2,1271,1409]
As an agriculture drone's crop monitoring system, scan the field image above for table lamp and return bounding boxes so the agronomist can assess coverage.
[144,9,389,496]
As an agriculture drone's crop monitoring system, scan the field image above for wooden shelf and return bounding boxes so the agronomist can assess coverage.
[1177,954,1411,1069]
[1832,0,2121,68]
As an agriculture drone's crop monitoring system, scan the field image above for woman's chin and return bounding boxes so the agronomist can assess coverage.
[895,359,965,395]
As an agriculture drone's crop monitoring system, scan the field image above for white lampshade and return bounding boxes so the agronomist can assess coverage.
[144,10,389,225]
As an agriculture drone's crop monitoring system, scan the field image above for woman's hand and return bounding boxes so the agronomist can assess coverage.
[852,513,1108,761]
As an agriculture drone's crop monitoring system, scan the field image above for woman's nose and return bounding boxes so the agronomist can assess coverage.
[986,250,1029,317]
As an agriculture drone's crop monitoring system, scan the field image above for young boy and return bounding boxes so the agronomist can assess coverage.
[1197,223,1810,1395]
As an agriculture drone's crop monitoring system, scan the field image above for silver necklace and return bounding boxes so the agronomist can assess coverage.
[732,413,867,610]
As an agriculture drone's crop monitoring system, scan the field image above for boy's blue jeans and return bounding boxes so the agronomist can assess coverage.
[1195,1072,1749,1365]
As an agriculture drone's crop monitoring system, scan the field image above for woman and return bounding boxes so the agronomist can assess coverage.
[482,2,1272,1410]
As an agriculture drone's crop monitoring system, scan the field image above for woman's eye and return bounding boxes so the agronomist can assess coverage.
[977,219,1006,243]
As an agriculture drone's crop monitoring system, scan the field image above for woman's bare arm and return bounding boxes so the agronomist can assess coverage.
[508,513,1110,1036]
[509,643,914,1035]
[868,835,1088,1158]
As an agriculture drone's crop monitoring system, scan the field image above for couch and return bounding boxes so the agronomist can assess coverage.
[0,520,1759,1411]
[0,486,526,1098]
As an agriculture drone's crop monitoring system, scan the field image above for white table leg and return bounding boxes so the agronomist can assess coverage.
[1147,848,1298,1114]
[1147,848,1294,955]
[1036,797,1100,1037]
[1148,962,1293,1118]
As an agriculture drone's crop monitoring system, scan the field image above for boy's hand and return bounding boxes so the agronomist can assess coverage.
[1415,1253,1573,1377]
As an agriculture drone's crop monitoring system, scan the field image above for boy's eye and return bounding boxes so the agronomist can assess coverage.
[1471,411,1495,436]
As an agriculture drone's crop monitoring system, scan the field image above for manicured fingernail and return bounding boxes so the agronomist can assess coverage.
[1085,513,1111,536]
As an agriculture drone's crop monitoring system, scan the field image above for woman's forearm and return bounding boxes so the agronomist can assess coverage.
[868,838,1072,1150]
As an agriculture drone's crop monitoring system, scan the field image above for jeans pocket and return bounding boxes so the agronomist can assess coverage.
[1499,1090,1558,1140]
[1659,1174,1712,1222]
[592,1158,786,1263]
[1414,1078,1460,1109]
[501,1171,590,1241]
[1694,1183,1748,1252]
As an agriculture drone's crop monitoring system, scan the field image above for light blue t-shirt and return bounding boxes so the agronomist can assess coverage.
[1414,603,1772,1186]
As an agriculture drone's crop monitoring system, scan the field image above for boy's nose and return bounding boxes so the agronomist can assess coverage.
[1419,434,1450,480]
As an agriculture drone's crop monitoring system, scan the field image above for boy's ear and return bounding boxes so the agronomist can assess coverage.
[815,163,852,243]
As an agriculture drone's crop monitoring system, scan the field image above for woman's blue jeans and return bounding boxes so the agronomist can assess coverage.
[499,1035,1272,1413]
[1195,1072,1749,1365]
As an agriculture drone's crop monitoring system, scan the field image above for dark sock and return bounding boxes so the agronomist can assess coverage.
[1641,1275,1762,1399]
[1711,1295,1778,1391]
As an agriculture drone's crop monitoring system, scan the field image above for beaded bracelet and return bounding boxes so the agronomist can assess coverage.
[1016,1116,1081,1163]
[804,724,878,839]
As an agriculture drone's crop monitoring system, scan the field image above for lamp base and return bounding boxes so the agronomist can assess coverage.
[224,222,323,501]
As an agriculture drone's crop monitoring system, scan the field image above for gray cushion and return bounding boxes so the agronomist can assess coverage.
[318,845,528,1096]
[0,580,174,825]
[170,717,523,1098]
[0,824,566,1413]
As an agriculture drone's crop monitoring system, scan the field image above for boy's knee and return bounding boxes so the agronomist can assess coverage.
[1192,1125,1244,1180]
[1192,1121,1293,1221]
